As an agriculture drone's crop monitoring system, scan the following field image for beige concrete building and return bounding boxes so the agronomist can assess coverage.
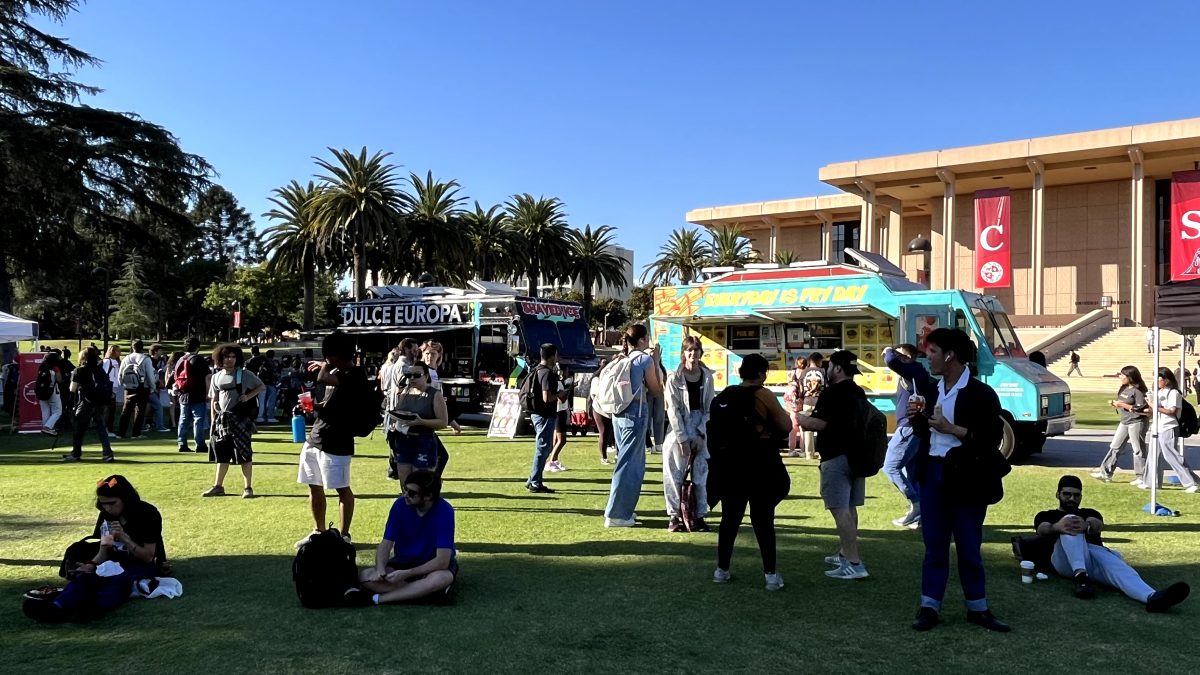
[687,117,1200,327]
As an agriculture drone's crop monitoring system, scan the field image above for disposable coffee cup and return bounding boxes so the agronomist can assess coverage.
[1020,560,1035,584]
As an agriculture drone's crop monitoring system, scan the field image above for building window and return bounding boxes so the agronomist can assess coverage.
[1155,179,1171,285]
[831,220,861,264]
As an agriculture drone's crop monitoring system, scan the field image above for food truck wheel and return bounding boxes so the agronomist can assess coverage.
[998,416,1016,461]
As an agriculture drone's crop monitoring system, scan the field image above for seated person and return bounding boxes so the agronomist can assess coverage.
[1032,475,1189,612]
[33,475,166,622]
[356,469,457,605]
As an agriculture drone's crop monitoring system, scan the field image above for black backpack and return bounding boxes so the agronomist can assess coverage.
[1178,399,1199,439]
[81,366,114,406]
[292,527,359,609]
[519,365,545,414]
[847,397,888,478]
[35,368,54,401]
[707,385,764,462]
[321,368,383,438]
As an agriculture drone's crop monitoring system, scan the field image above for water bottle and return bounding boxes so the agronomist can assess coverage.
[291,409,306,443]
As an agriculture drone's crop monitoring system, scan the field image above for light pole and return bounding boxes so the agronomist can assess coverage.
[603,312,612,346]
[92,266,111,352]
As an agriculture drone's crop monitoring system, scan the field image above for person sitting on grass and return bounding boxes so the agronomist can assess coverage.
[353,469,457,606]
[1031,475,1189,612]
[29,475,166,623]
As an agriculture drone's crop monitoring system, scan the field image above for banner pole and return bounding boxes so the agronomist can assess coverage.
[1150,327,1160,511]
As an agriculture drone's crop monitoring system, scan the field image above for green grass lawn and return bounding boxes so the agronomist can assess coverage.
[1072,392,1118,430]
[0,425,1196,674]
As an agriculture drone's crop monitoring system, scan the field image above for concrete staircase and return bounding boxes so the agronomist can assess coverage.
[1047,327,1194,392]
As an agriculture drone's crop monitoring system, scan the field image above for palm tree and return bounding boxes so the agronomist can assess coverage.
[505,194,570,297]
[263,180,322,330]
[310,147,405,301]
[773,249,797,266]
[400,170,468,283]
[463,202,524,282]
[565,224,628,324]
[641,227,711,285]
[709,224,754,267]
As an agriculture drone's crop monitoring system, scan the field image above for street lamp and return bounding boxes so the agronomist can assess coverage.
[907,235,932,287]
[603,312,612,346]
[91,266,111,352]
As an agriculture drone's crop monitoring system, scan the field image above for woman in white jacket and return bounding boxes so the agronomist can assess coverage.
[663,336,715,532]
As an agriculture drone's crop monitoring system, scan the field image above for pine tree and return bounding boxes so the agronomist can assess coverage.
[108,254,154,339]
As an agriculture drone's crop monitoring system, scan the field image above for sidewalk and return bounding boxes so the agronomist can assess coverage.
[1034,428,1199,476]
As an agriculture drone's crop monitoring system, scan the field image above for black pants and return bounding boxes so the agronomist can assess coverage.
[717,490,779,574]
[71,403,113,458]
[117,388,150,437]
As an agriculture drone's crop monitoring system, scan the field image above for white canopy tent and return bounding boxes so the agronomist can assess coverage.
[0,310,38,344]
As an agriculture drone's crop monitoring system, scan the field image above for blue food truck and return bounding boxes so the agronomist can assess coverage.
[648,250,1073,458]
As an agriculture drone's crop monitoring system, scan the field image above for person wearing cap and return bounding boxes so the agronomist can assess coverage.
[1030,475,1190,611]
[907,328,1009,632]
[795,350,870,581]
[883,344,930,529]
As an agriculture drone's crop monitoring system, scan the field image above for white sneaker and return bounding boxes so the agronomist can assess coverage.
[824,552,845,567]
[765,573,785,591]
[1089,470,1112,482]
[547,461,564,473]
[1136,483,1151,490]
[825,561,870,580]
[294,529,320,549]
[1185,485,1199,494]
[713,568,731,584]
[600,458,612,465]
[1130,479,1145,487]
[604,517,637,528]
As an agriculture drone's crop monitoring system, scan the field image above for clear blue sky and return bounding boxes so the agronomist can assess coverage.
[57,0,1200,276]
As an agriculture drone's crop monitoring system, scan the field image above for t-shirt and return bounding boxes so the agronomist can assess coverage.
[102,358,121,391]
[209,368,263,414]
[1116,386,1148,425]
[622,351,654,416]
[1034,507,1104,546]
[1157,388,1182,430]
[532,365,559,418]
[686,374,703,412]
[92,500,166,568]
[801,367,825,407]
[810,378,867,461]
[306,367,363,456]
[383,497,456,567]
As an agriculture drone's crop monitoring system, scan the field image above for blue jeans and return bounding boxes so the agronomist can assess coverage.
[883,427,920,502]
[177,400,210,452]
[257,384,278,421]
[148,390,164,429]
[919,461,989,612]
[648,394,666,447]
[605,403,649,520]
[528,413,557,487]
[55,562,156,614]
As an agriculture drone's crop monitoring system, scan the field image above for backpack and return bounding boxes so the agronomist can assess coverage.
[592,351,644,416]
[1178,398,1199,439]
[847,398,888,478]
[706,385,788,508]
[35,368,55,401]
[81,366,114,406]
[258,359,278,386]
[519,365,546,414]
[119,355,146,390]
[230,368,260,421]
[175,354,208,396]
[321,368,383,438]
[292,527,359,609]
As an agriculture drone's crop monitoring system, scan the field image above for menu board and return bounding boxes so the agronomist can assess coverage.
[730,326,760,350]
[487,388,523,439]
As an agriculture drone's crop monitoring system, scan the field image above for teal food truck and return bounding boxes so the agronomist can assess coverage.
[648,250,1073,458]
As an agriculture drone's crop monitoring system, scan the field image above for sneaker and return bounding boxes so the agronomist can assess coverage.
[526,483,556,494]
[267,418,279,423]
[294,529,320,549]
[692,517,710,532]
[342,532,352,544]
[1146,582,1191,612]
[1136,482,1151,490]
[825,560,869,580]
[713,568,731,584]
[61,454,80,463]
[101,455,114,463]
[604,517,637,528]
[667,516,684,533]
[965,609,1011,632]
[41,427,59,436]
[824,552,846,567]
[201,485,226,497]
[255,419,266,424]
[1130,478,1145,487]
[1073,572,1095,599]
[787,450,803,457]
[178,445,191,453]
[242,487,255,499]
[156,427,171,433]
[600,458,611,465]
[547,461,565,473]
[342,587,373,607]
[912,607,940,632]
[1186,485,1199,494]
[1090,470,1112,482]
[765,573,785,591]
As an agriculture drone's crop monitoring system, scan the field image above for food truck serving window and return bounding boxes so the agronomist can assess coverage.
[729,326,760,350]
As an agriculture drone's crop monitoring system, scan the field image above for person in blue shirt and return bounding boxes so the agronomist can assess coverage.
[883,344,931,529]
[356,470,457,605]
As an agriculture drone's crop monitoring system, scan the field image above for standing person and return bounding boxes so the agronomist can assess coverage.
[1091,366,1149,484]
[908,328,1010,632]
[646,355,667,455]
[423,341,460,435]
[785,356,807,457]
[883,344,930,529]
[146,344,169,433]
[1145,327,1155,354]
[1066,351,1082,377]
[710,353,792,588]
[525,344,561,494]
[799,352,826,460]
[662,336,715,532]
[547,367,573,472]
[1193,362,1200,405]
[796,351,871,580]
[603,325,663,527]
[385,361,448,485]
[35,352,64,435]
[589,358,615,465]
[1141,368,1199,493]
[253,349,279,423]
[115,340,157,440]
[63,347,115,462]
[164,351,184,432]
[174,337,212,455]
[202,344,264,499]
[296,330,364,546]
[101,345,123,434]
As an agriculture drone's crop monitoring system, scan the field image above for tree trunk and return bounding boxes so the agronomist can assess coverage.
[582,274,593,329]
[0,255,12,314]
[353,244,366,301]
[527,261,538,298]
[302,251,315,331]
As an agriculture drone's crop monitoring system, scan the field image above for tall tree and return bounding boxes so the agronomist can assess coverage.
[565,224,629,324]
[463,202,524,282]
[641,228,710,285]
[263,180,322,330]
[190,185,261,269]
[626,284,656,321]
[505,194,570,297]
[709,224,754,267]
[108,253,153,340]
[400,170,468,283]
[310,147,405,301]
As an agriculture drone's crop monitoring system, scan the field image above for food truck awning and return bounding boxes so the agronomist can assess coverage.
[654,304,893,324]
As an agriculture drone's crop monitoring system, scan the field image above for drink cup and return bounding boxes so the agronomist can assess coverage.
[909,394,926,413]
[1020,560,1035,584]
[298,391,314,413]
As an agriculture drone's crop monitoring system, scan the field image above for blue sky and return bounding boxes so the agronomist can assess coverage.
[57,0,1200,276]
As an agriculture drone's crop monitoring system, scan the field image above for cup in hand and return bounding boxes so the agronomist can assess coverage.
[909,394,926,414]
[1020,560,1035,584]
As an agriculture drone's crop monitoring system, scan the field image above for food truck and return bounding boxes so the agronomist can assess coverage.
[338,281,598,420]
[648,250,1073,458]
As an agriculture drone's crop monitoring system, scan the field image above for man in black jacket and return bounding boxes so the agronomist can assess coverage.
[908,328,1010,633]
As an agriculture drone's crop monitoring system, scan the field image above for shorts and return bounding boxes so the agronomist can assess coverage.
[297,442,352,489]
[556,410,569,428]
[819,454,865,509]
[387,432,438,470]
[213,436,253,464]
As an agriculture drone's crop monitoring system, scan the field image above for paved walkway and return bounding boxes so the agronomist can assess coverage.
[1033,428,1200,478]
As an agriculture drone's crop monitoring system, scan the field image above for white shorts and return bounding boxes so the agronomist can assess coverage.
[297,442,352,490]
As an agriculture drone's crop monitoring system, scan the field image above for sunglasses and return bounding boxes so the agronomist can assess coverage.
[403,488,427,499]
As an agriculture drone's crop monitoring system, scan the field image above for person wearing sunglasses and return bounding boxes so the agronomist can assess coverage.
[384,361,448,486]
[1030,475,1189,612]
[351,469,457,605]
[29,475,166,622]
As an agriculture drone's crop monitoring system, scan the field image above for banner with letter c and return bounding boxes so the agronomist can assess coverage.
[1171,170,1200,282]
[17,353,45,433]
[974,188,1011,289]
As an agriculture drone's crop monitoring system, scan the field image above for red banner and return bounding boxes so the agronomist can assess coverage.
[1171,170,1200,282]
[974,188,1011,289]
[233,310,242,329]
[17,353,44,433]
